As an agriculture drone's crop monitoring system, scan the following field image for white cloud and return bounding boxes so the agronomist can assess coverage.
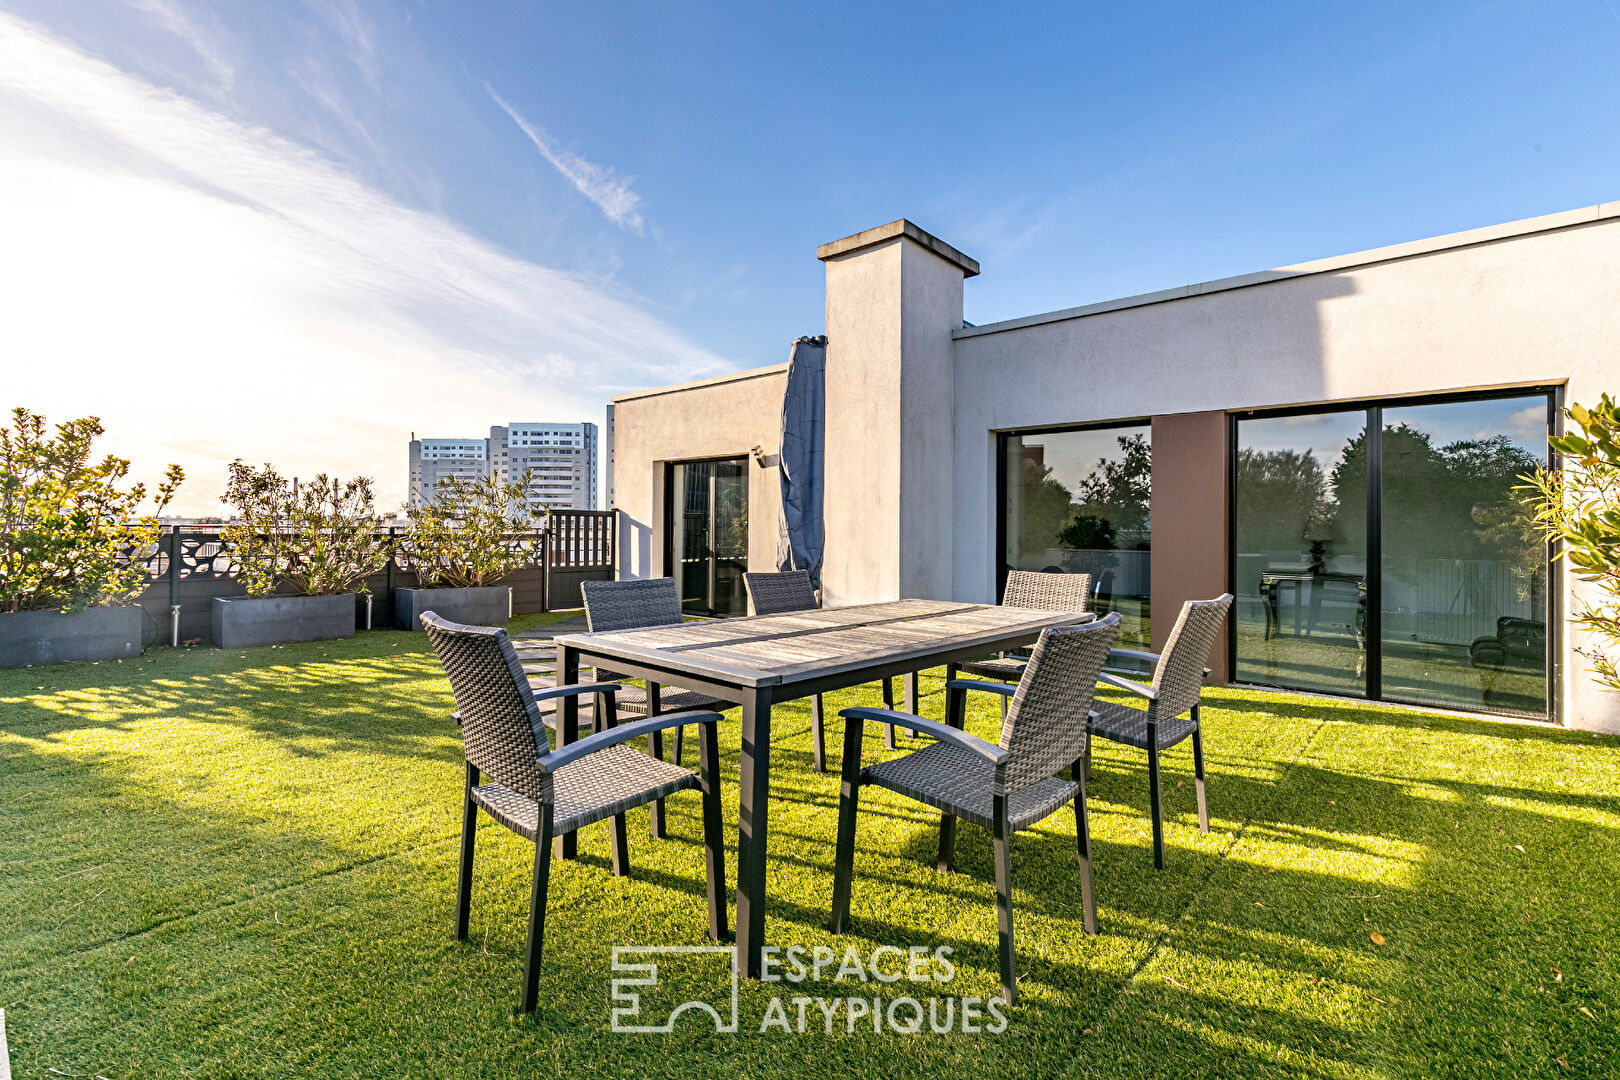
[126,0,234,87]
[0,13,725,514]
[488,86,646,233]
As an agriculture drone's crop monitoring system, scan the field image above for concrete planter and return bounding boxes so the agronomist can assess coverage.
[0,606,143,668]
[212,593,356,649]
[395,585,511,630]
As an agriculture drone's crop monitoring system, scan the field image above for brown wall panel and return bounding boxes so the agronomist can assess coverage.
[1150,410,1231,680]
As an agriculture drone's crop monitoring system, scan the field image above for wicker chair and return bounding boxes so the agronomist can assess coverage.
[829,613,1121,1005]
[1087,594,1232,870]
[421,612,727,1013]
[742,569,912,772]
[948,571,1094,719]
[581,578,737,837]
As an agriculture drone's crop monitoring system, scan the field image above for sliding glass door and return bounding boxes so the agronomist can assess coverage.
[666,458,749,617]
[1232,392,1552,718]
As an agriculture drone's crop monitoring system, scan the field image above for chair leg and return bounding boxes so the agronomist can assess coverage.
[698,719,729,941]
[1192,716,1209,834]
[937,684,963,872]
[609,811,631,877]
[521,806,555,1014]
[455,762,479,940]
[829,720,865,934]
[1148,742,1166,871]
[811,693,827,773]
[1072,760,1099,936]
[992,796,1017,1006]
[998,692,1008,723]
[673,724,685,767]
[1083,738,1093,782]
[881,679,897,749]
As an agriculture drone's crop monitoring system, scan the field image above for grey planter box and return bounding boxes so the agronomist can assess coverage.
[395,586,511,630]
[212,594,356,649]
[0,606,143,668]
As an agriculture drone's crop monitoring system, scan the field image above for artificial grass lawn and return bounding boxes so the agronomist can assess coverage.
[1,610,1617,1078]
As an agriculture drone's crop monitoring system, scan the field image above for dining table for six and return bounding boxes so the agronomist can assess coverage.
[550,597,1094,979]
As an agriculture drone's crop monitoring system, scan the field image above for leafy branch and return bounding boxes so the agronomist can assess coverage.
[0,407,182,613]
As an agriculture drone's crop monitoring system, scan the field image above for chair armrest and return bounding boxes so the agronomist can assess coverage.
[945,678,1017,698]
[1098,672,1156,699]
[537,710,722,773]
[1107,647,1162,666]
[529,681,622,704]
[838,707,1006,765]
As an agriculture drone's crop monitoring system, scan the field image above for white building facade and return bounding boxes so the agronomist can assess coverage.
[610,204,1620,734]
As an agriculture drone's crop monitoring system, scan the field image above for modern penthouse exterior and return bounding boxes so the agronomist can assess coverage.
[408,421,599,512]
[610,203,1620,734]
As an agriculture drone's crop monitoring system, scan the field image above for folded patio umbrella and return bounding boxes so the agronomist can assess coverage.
[776,335,826,590]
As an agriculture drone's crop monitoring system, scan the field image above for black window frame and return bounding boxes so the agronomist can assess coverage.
[993,416,1152,603]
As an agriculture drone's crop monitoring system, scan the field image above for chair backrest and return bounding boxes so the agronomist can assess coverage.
[1151,594,1234,719]
[1002,570,1092,613]
[744,570,818,615]
[422,612,546,801]
[581,578,683,633]
[998,613,1120,795]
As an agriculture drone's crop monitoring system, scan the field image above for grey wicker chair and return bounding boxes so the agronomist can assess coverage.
[422,612,727,1013]
[1087,593,1232,870]
[829,612,1121,1005]
[742,569,912,772]
[581,578,737,837]
[947,571,1094,718]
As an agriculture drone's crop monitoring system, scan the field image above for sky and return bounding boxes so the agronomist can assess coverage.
[2,1,1617,515]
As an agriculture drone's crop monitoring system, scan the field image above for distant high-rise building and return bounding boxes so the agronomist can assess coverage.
[604,404,615,509]
[407,422,598,513]
[490,422,598,512]
[408,434,488,510]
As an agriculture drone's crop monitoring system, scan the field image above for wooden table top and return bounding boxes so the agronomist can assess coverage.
[552,598,1093,689]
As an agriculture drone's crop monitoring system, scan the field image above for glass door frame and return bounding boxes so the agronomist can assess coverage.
[663,455,750,617]
[1226,385,1563,722]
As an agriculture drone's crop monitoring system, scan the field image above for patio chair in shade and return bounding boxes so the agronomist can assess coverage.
[422,612,728,1014]
[1087,594,1232,870]
[581,578,737,836]
[829,613,1121,1005]
[947,571,1093,719]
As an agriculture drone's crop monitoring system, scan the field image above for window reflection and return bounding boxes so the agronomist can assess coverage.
[1003,426,1151,648]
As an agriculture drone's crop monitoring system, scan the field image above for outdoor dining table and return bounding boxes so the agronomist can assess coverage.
[551,597,1095,979]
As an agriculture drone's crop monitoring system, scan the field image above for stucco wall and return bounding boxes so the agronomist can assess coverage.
[610,365,788,583]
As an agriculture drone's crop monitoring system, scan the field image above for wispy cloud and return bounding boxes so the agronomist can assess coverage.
[488,85,645,233]
[0,13,723,513]
[304,0,379,91]
[127,0,234,87]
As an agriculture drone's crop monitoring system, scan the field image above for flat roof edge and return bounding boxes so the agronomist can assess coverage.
[611,362,790,404]
[954,200,1620,339]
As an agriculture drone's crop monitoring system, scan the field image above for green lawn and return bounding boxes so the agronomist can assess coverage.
[2,611,1617,1078]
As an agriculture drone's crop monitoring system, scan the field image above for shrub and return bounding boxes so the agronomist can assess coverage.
[401,471,545,588]
[1526,394,1620,690]
[220,461,386,597]
[0,408,182,613]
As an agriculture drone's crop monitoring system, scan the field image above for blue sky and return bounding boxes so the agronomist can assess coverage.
[1,1,1616,511]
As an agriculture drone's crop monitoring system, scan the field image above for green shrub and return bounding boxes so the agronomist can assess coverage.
[401,471,545,588]
[220,461,386,597]
[0,407,182,613]
[1526,394,1620,690]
